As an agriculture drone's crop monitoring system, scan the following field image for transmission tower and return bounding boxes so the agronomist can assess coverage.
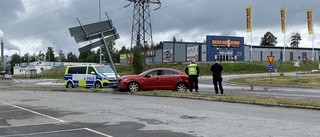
[127,0,161,49]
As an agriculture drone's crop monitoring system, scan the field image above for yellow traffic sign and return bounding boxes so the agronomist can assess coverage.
[267,56,274,64]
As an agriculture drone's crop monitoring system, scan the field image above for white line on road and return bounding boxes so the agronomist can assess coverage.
[0,122,64,129]
[84,128,113,137]
[2,102,66,123]
[0,128,86,137]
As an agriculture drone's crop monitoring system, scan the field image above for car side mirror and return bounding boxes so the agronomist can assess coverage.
[145,74,151,77]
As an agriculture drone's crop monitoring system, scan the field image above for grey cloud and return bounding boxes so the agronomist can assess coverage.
[2,39,20,51]
[0,0,319,56]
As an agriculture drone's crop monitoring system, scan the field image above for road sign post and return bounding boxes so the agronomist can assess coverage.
[267,56,275,84]
[294,60,300,81]
[267,64,274,84]
[278,59,284,76]
[303,57,307,73]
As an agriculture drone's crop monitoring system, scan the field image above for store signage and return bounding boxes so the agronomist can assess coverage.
[212,39,241,48]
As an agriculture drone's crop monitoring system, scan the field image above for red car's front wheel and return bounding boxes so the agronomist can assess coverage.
[128,82,140,92]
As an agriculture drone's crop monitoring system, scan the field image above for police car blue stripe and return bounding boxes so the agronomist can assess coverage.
[86,81,94,86]
[73,80,79,87]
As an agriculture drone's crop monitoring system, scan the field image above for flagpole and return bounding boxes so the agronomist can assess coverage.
[312,13,315,61]
[250,31,252,62]
[312,26,314,61]
[246,6,253,62]
[281,7,286,62]
[250,7,253,63]
[283,32,286,62]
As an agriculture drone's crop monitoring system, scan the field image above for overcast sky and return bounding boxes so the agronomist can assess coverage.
[0,0,320,57]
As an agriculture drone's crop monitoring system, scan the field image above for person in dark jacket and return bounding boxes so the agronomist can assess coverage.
[185,59,199,92]
[210,59,224,94]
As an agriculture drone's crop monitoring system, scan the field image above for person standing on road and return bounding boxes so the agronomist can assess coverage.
[211,59,224,94]
[185,59,199,92]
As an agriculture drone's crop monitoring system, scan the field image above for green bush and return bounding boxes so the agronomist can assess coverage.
[132,46,144,74]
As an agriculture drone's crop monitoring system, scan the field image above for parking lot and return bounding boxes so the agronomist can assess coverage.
[0,102,112,137]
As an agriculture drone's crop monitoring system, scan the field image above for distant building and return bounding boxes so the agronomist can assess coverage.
[13,61,99,75]
[119,35,320,63]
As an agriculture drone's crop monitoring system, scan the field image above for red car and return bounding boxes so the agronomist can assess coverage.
[118,68,189,92]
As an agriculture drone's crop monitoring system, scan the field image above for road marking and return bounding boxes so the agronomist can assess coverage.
[0,122,63,129]
[0,128,85,137]
[84,128,113,137]
[2,102,66,123]
[1,103,113,137]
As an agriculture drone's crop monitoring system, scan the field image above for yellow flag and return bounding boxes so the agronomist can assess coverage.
[280,7,286,33]
[246,6,252,32]
[307,9,313,34]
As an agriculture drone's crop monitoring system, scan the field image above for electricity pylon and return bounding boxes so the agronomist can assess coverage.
[127,0,161,49]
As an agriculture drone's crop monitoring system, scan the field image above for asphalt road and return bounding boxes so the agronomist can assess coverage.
[198,72,320,100]
[1,91,320,137]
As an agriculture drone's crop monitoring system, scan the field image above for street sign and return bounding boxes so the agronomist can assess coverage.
[69,20,113,38]
[267,56,274,64]
[68,20,119,53]
[78,33,119,53]
[268,64,274,71]
[294,60,300,67]
[279,59,283,66]
[6,62,10,67]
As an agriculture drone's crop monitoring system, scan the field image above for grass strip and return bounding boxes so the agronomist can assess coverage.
[229,76,320,88]
[131,90,320,109]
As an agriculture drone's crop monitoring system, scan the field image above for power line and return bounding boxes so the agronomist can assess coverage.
[3,0,120,34]
[2,0,120,34]
[5,0,199,41]
[0,0,88,29]
[156,0,199,10]
[0,0,44,17]
[111,0,200,23]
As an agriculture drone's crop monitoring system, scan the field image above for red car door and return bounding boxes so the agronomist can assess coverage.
[141,70,163,90]
[160,70,180,89]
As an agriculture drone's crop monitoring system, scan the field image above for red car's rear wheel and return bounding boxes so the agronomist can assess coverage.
[176,83,187,92]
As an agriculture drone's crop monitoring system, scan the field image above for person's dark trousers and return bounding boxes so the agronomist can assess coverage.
[188,75,198,92]
[213,77,223,94]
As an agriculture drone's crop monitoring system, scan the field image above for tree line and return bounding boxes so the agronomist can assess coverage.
[5,32,301,74]
[6,41,163,70]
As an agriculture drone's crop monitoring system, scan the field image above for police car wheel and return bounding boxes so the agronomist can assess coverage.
[176,82,187,92]
[94,81,102,89]
[67,82,74,88]
[128,82,139,92]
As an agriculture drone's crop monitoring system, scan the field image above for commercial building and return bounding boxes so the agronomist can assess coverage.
[119,35,320,63]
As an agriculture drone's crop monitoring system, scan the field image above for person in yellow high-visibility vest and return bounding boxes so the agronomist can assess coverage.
[185,59,200,92]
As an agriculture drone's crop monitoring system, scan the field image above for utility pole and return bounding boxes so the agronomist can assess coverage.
[99,0,102,64]
[1,38,4,70]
